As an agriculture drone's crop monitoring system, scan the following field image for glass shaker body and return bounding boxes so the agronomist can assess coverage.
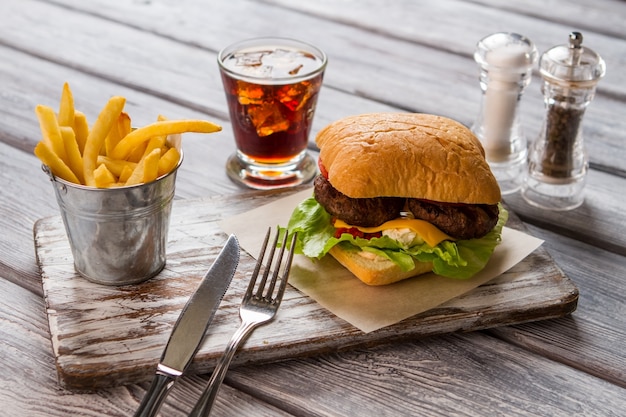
[522,32,605,210]
[471,32,537,195]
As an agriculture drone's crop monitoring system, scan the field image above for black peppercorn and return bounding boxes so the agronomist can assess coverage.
[540,102,584,178]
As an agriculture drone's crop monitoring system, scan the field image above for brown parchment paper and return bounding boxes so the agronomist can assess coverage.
[219,189,543,333]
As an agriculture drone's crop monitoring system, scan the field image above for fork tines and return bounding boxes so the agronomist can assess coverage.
[246,227,296,305]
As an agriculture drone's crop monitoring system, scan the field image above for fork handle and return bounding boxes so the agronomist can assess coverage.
[188,320,258,417]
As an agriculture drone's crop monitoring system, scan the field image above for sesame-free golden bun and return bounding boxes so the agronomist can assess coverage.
[316,113,501,204]
[314,113,502,285]
[329,245,434,286]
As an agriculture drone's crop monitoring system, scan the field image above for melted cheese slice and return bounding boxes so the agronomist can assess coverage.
[334,218,454,247]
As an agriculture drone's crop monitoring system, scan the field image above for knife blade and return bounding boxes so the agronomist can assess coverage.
[134,234,240,417]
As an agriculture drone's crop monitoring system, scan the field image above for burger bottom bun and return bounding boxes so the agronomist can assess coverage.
[329,245,433,286]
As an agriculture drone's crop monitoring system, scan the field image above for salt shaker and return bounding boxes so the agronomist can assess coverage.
[522,32,606,211]
[471,32,538,194]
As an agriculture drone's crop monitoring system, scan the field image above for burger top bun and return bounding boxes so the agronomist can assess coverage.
[316,113,501,204]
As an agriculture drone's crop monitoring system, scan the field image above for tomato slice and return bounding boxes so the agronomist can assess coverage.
[334,227,382,240]
[318,158,329,179]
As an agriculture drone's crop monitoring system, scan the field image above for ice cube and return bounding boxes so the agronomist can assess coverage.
[277,84,303,111]
[236,81,265,105]
[263,49,311,78]
[277,79,319,111]
[247,103,290,136]
[234,50,269,67]
[231,50,274,78]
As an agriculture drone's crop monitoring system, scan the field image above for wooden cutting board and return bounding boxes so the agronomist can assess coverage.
[34,190,578,390]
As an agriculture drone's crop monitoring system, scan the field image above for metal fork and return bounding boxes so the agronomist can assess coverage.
[188,227,297,417]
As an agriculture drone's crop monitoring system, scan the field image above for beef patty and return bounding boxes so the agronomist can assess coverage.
[313,175,404,227]
[407,198,499,240]
[314,175,499,239]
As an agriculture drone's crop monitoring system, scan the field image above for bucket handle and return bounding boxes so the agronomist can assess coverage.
[42,165,68,195]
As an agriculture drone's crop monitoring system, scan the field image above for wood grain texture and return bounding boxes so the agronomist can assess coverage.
[35,193,576,390]
[490,223,626,388]
[3,0,625,176]
[0,0,397,152]
[470,0,626,39]
[0,231,296,417]
[226,332,626,417]
[1,0,626,415]
[504,169,626,256]
[2,0,625,290]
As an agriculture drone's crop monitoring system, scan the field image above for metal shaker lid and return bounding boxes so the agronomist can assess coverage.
[539,32,606,87]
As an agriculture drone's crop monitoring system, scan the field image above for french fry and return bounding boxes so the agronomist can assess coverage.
[103,112,131,156]
[58,82,75,127]
[157,115,183,155]
[60,126,85,184]
[105,114,123,156]
[118,164,134,183]
[82,96,126,187]
[143,135,166,157]
[35,105,67,163]
[93,163,117,188]
[34,141,80,184]
[157,147,181,176]
[97,155,137,177]
[118,111,131,138]
[34,82,221,189]
[126,140,148,163]
[142,148,161,183]
[125,148,161,186]
[73,111,89,155]
[110,120,221,160]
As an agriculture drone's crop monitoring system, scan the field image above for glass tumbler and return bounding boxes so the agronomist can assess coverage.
[218,37,327,190]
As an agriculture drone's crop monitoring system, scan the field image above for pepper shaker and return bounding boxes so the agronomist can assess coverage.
[522,32,606,210]
[471,32,538,194]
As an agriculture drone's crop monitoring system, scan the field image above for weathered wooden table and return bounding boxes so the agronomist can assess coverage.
[1,1,625,416]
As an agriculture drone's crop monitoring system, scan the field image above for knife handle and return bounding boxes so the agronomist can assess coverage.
[134,373,175,417]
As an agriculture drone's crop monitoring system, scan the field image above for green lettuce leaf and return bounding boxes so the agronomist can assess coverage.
[285,197,508,280]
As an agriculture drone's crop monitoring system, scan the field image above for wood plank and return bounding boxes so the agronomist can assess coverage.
[2,2,625,265]
[43,0,626,91]
[0,278,296,416]
[0,277,136,416]
[261,0,626,95]
[0,37,395,155]
[470,0,626,39]
[35,191,576,390]
[3,0,626,177]
[0,140,59,296]
[3,234,619,416]
[503,169,626,256]
[1,1,625,415]
[489,224,626,388]
[225,331,626,417]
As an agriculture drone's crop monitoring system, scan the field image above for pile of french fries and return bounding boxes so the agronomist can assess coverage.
[34,83,222,188]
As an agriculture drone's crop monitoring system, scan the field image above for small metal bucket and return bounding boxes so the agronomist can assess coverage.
[44,157,182,285]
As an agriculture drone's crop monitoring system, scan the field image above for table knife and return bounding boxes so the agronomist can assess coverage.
[134,234,240,417]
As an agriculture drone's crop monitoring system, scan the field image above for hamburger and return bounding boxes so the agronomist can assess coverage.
[285,113,508,285]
